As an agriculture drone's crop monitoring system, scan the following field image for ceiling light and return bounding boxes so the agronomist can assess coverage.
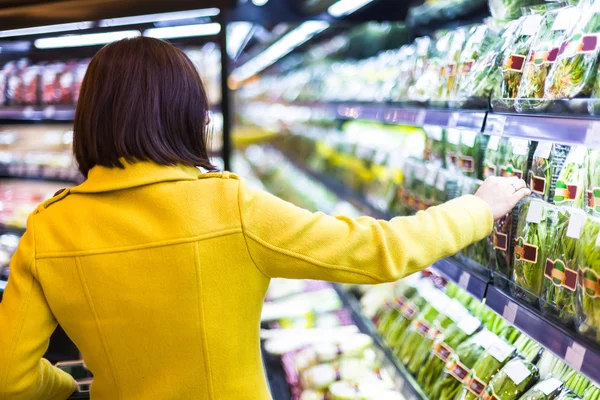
[144,23,221,39]
[0,21,93,38]
[231,21,329,83]
[227,22,253,58]
[34,30,141,49]
[252,0,270,6]
[328,0,374,17]
[99,9,220,28]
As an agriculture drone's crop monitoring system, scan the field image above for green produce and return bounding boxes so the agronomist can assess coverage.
[483,358,539,400]
[424,125,445,165]
[501,138,530,181]
[564,371,592,397]
[537,351,573,381]
[439,29,467,100]
[529,143,570,202]
[500,325,521,345]
[513,334,542,363]
[483,137,508,179]
[429,330,499,399]
[546,4,600,99]
[520,378,565,400]
[513,201,557,304]
[375,281,418,334]
[585,149,600,216]
[446,128,462,171]
[576,217,600,342]
[494,212,514,280]
[542,208,584,323]
[498,14,543,104]
[517,7,580,111]
[489,0,549,21]
[554,146,588,208]
[583,385,600,400]
[383,293,425,347]
[459,131,487,179]
[455,339,515,399]
[556,390,584,400]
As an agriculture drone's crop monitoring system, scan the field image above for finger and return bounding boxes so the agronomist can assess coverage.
[512,179,527,190]
[511,187,531,203]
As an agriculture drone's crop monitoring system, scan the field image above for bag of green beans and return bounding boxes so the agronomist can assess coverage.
[455,339,516,399]
[576,216,600,342]
[564,371,592,397]
[501,138,531,181]
[459,131,488,179]
[529,143,570,202]
[482,358,539,400]
[375,277,420,334]
[585,149,600,216]
[554,146,588,208]
[583,384,600,400]
[483,136,508,179]
[556,390,584,400]
[512,200,558,305]
[513,334,542,363]
[416,314,482,393]
[542,207,586,324]
[429,330,499,399]
[537,350,573,381]
[520,377,564,400]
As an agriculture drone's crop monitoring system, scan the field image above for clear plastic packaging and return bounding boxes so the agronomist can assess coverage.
[553,146,588,208]
[576,216,600,342]
[529,143,570,202]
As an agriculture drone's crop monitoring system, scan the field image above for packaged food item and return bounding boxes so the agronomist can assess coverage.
[512,200,557,304]
[556,390,584,400]
[458,131,484,178]
[513,334,542,363]
[542,207,585,323]
[429,330,499,399]
[546,2,600,100]
[576,216,600,342]
[585,148,600,216]
[375,279,419,335]
[409,32,454,102]
[501,138,531,180]
[483,358,539,400]
[489,0,548,21]
[564,371,592,397]
[517,6,580,111]
[438,29,467,101]
[497,14,544,108]
[493,211,515,280]
[537,351,573,381]
[553,146,588,208]
[455,339,515,399]
[446,128,462,171]
[483,136,508,179]
[383,280,432,347]
[583,385,600,400]
[520,377,564,399]
[529,143,570,202]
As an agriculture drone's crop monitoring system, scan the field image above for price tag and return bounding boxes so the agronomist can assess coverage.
[502,301,518,324]
[512,139,530,156]
[522,14,543,36]
[526,201,544,224]
[425,167,438,186]
[458,271,470,290]
[565,342,586,372]
[474,330,498,349]
[537,378,563,395]
[425,125,443,141]
[552,7,579,31]
[533,142,553,159]
[491,115,506,136]
[43,106,56,119]
[567,211,586,239]
[487,136,500,151]
[488,340,514,362]
[505,360,532,385]
[458,316,481,335]
[461,130,478,148]
[447,128,461,145]
[22,106,35,118]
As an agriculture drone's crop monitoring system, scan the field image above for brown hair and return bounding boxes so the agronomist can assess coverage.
[73,36,216,177]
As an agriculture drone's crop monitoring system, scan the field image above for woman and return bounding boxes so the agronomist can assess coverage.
[0,37,529,400]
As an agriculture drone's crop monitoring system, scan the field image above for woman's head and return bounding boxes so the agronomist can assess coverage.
[73,36,215,177]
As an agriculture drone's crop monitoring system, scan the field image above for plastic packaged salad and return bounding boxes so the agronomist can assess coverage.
[516,6,580,112]
[455,339,516,400]
[489,0,549,22]
[452,24,498,103]
[460,20,519,102]
[576,216,600,342]
[393,38,431,101]
[496,14,544,110]
[483,136,508,179]
[529,143,570,202]
[424,125,445,166]
[483,358,539,400]
[494,211,516,281]
[409,34,451,102]
[438,29,467,102]
[520,378,565,400]
[458,131,487,179]
[546,1,600,100]
[428,330,499,399]
[542,207,586,324]
[553,146,588,208]
[585,148,600,216]
[512,200,558,304]
[445,128,462,171]
[501,138,531,180]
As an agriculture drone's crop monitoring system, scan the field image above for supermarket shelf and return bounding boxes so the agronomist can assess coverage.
[0,165,81,184]
[332,283,427,400]
[0,225,25,236]
[486,285,600,383]
[432,257,489,301]
[0,106,76,121]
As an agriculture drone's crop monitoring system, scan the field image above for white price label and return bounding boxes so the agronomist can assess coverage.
[425,125,443,141]
[22,106,35,118]
[552,7,579,32]
[488,340,514,363]
[566,146,587,165]
[43,106,56,119]
[505,360,532,385]
[567,211,586,239]
[488,135,500,151]
[522,14,543,36]
[447,128,461,145]
[461,130,478,148]
[526,201,544,224]
[425,168,438,186]
[537,378,563,395]
[416,110,426,126]
[565,342,586,372]
[502,301,518,324]
[448,113,460,129]
[533,142,552,160]
[458,272,470,290]
[512,139,530,156]
[458,316,481,336]
[474,330,498,349]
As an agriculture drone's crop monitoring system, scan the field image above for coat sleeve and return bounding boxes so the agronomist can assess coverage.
[237,179,493,283]
[0,215,77,400]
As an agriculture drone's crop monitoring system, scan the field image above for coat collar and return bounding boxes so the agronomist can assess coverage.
[71,160,203,193]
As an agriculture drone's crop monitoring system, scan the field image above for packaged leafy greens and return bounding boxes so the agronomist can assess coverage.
[446,128,462,171]
[585,149,600,216]
[520,377,564,400]
[497,14,544,107]
[483,358,539,400]
[529,143,570,202]
[375,278,419,335]
[564,371,592,397]
[409,33,452,102]
[483,136,508,179]
[554,146,588,208]
[489,0,550,22]
[542,208,585,323]
[576,216,600,342]
[583,385,600,400]
[438,29,467,101]
[501,138,531,180]
[513,334,542,363]
[429,330,499,399]
[455,339,516,399]
[416,314,481,393]
[546,2,600,100]
[517,7,580,111]
[424,125,445,166]
[493,212,515,279]
[512,200,558,304]
[537,351,574,381]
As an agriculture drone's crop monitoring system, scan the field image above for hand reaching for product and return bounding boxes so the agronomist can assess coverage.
[475,176,531,221]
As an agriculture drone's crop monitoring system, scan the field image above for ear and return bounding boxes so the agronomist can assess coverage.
[205,111,211,126]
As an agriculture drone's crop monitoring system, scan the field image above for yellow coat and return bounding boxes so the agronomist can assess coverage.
[0,161,492,399]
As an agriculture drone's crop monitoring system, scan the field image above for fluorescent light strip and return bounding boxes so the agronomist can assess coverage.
[144,23,221,39]
[328,0,374,17]
[252,0,270,6]
[0,21,94,38]
[231,21,329,82]
[227,22,253,58]
[34,30,141,49]
[99,8,220,28]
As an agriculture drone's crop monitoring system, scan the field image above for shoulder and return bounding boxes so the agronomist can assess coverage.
[33,188,71,214]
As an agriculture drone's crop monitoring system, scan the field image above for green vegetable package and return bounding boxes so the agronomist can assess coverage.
[482,358,539,400]
[585,149,600,216]
[512,200,557,304]
[520,377,564,400]
[546,2,600,100]
[501,138,531,181]
[564,371,592,397]
[554,146,588,208]
[483,137,508,179]
[528,143,570,202]
[489,0,550,21]
[576,216,600,342]
[583,385,600,400]
[438,29,467,101]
